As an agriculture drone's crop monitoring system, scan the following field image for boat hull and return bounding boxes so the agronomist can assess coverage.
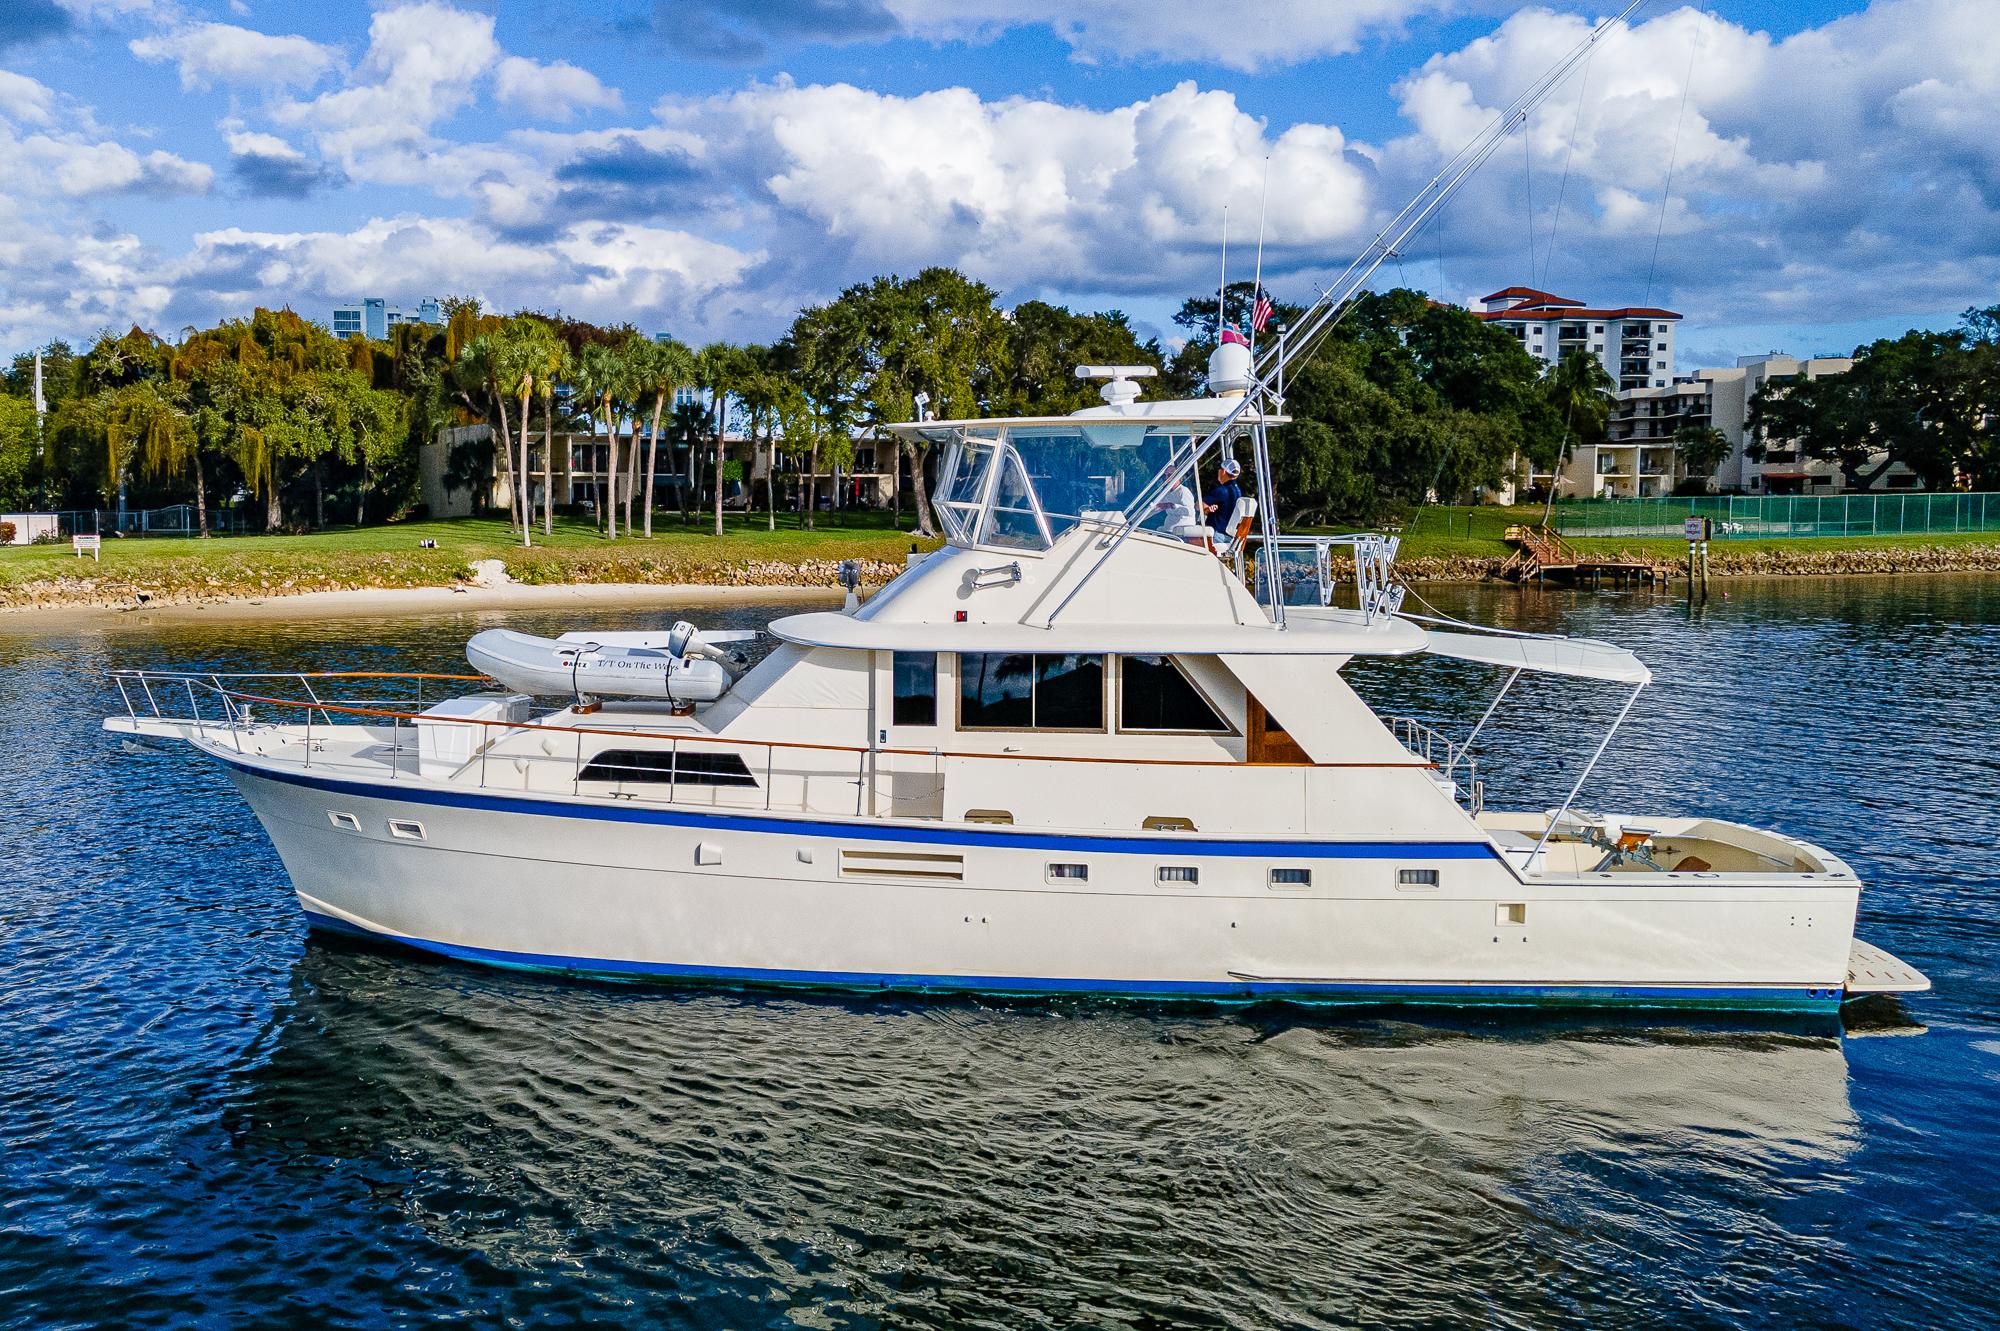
[225,757,1858,1014]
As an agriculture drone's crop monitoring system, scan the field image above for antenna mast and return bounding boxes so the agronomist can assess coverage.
[1262,0,1647,385]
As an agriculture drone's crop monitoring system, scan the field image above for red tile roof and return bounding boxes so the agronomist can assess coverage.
[1476,307,1681,322]
[1481,286,1580,307]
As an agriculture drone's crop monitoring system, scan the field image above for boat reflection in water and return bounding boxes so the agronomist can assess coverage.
[218,942,1866,1325]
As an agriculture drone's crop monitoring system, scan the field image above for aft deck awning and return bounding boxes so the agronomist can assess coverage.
[1417,629,1652,684]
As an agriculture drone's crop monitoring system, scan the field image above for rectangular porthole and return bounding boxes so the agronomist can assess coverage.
[387,819,427,842]
[1156,865,1200,886]
[1269,867,1312,889]
[1397,868,1440,890]
[1046,863,1089,883]
[326,811,361,832]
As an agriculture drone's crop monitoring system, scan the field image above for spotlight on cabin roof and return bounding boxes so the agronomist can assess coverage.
[1074,364,1158,407]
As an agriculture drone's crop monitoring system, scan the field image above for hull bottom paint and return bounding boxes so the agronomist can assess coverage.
[297,913,1840,1016]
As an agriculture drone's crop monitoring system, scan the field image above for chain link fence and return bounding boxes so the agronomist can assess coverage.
[1552,492,2000,540]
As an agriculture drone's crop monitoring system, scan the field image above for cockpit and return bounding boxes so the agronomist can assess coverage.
[886,394,1281,555]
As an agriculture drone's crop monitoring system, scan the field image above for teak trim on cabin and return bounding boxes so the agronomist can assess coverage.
[1246,698,1310,764]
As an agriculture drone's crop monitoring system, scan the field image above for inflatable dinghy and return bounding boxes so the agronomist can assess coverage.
[467,624,751,702]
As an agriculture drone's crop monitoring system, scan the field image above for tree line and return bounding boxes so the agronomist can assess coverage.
[31,265,1918,538]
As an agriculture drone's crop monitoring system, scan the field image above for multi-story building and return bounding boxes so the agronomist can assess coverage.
[1689,353,1922,494]
[1476,286,1680,392]
[1527,353,1923,500]
[331,297,443,340]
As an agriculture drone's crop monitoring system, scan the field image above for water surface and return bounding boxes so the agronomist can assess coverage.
[2,578,1996,1328]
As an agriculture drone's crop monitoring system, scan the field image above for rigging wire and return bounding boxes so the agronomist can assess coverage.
[1523,129,1538,280]
[1540,44,1596,291]
[1258,0,1649,386]
[1643,16,1703,308]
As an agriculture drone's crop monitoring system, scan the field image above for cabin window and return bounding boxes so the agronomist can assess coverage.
[892,652,937,726]
[1270,867,1312,888]
[1398,868,1440,888]
[1118,655,1230,733]
[1046,863,1089,882]
[958,653,1104,731]
[580,748,758,786]
[1156,865,1200,886]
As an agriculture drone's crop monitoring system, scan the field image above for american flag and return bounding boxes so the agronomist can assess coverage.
[1250,293,1275,333]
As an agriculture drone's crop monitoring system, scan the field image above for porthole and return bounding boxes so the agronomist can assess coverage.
[326,811,360,832]
[1269,867,1312,889]
[1156,865,1200,886]
[1397,868,1439,889]
[1046,863,1089,883]
[387,819,427,842]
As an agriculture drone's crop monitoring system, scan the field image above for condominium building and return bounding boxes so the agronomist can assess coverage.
[1476,286,1680,391]
[1527,353,1922,500]
[1694,354,1890,494]
[331,297,443,340]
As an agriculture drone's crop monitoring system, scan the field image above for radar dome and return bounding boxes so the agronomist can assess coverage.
[1206,340,1252,397]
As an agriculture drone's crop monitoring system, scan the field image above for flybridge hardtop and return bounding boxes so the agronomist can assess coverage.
[103,354,1924,1017]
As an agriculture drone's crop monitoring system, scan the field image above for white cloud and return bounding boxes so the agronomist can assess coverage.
[493,56,621,121]
[275,1,500,159]
[8,131,212,197]
[1380,0,2000,326]
[641,79,1371,295]
[0,72,57,126]
[129,22,341,91]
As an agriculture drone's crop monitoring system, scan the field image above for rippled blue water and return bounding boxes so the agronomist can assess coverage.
[3,580,1998,1328]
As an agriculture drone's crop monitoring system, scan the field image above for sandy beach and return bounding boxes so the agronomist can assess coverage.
[0,580,850,633]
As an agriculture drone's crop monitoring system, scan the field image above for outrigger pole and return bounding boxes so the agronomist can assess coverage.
[1043,0,1650,628]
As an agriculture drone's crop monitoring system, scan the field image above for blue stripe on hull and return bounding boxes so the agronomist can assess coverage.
[300,910,1840,1013]
[222,754,1505,862]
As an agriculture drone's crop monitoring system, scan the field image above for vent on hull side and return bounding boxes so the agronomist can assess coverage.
[839,849,967,881]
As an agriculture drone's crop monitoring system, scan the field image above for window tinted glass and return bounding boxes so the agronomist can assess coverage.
[1034,654,1104,729]
[957,653,1103,729]
[892,651,937,726]
[959,653,1034,728]
[1120,655,1227,732]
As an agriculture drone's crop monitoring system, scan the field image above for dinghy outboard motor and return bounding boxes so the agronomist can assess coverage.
[466,623,756,705]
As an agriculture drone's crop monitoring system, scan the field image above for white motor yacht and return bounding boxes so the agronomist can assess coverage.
[105,351,1928,1017]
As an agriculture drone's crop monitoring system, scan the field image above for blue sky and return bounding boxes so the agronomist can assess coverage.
[0,0,1989,367]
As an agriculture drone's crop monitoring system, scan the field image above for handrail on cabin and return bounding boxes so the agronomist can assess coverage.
[105,667,1435,771]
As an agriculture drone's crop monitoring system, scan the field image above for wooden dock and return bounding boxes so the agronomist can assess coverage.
[1500,524,1663,586]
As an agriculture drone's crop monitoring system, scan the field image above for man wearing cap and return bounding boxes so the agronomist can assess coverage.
[1202,458,1244,542]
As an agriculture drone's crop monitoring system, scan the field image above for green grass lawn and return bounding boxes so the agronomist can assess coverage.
[0,510,941,598]
[8,503,1997,603]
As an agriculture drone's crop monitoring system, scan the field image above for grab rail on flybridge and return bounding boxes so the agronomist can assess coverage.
[107,669,1442,821]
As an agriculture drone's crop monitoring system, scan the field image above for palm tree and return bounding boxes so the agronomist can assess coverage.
[494,319,557,547]
[1674,423,1731,482]
[1542,349,1616,519]
[572,341,624,537]
[696,342,747,537]
[456,334,522,534]
[631,337,695,537]
[535,338,569,537]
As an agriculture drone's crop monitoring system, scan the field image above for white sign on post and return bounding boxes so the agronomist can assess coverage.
[1683,517,1705,541]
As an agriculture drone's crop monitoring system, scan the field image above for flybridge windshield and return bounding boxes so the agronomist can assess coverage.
[932,423,1225,550]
